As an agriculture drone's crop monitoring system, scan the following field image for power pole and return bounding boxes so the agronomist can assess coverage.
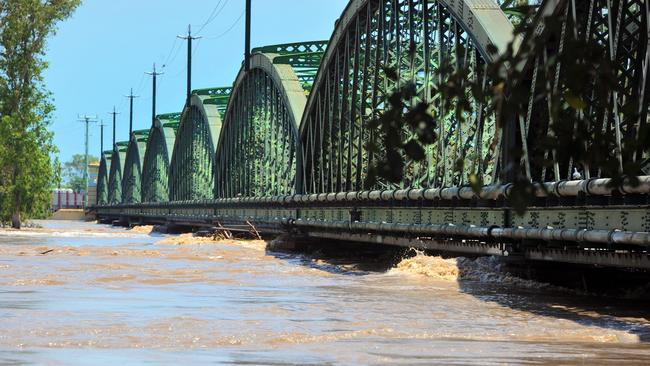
[108,107,120,148]
[146,63,164,125]
[245,0,252,71]
[77,114,98,208]
[124,90,139,136]
[178,25,201,104]
[99,120,106,154]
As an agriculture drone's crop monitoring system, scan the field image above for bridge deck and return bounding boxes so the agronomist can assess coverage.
[95,179,650,270]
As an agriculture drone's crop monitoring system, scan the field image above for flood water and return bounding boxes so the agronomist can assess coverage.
[1,220,650,365]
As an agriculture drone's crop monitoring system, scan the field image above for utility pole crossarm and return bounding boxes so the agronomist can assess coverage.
[108,106,120,147]
[178,24,202,103]
[124,90,139,136]
[77,114,98,208]
[145,63,164,126]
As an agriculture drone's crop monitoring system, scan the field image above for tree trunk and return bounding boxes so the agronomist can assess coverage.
[11,170,21,229]
[11,210,21,229]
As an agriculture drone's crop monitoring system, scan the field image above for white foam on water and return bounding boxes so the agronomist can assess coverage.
[0,229,146,239]
[388,250,553,289]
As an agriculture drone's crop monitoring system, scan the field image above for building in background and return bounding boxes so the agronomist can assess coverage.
[87,162,99,207]
[50,162,99,211]
[51,189,85,210]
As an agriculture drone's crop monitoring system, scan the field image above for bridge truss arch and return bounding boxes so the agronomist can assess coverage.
[299,0,517,193]
[121,130,149,204]
[107,142,128,205]
[214,42,327,198]
[514,0,649,182]
[141,114,180,203]
[168,89,229,201]
[96,151,112,205]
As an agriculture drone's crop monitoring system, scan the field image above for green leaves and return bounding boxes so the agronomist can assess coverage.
[563,92,586,110]
[0,0,80,226]
[403,139,425,161]
[365,69,438,188]
[63,153,99,191]
[468,174,483,195]
[363,5,633,215]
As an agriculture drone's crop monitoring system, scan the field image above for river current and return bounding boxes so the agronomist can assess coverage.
[1,220,649,365]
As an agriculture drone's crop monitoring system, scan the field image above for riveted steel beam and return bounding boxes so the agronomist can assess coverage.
[214,50,316,199]
[122,132,148,204]
[299,0,518,194]
[168,94,222,201]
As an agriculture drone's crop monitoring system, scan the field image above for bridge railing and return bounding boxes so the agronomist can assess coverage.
[95,175,650,248]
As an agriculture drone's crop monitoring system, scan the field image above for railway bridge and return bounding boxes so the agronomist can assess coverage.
[94,0,650,269]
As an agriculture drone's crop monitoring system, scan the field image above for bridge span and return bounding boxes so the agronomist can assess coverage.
[95,0,650,270]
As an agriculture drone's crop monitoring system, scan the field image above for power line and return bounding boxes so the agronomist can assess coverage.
[134,72,147,95]
[165,43,185,70]
[196,0,229,35]
[162,37,180,67]
[155,1,229,85]
[202,10,246,40]
[193,38,202,57]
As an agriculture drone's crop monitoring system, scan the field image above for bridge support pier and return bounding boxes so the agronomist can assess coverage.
[267,234,312,252]
[111,219,129,227]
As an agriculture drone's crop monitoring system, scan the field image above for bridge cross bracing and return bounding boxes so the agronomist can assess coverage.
[95,0,650,270]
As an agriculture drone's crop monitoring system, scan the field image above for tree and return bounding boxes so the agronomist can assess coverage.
[52,155,62,189]
[369,4,645,214]
[0,0,81,228]
[63,153,98,192]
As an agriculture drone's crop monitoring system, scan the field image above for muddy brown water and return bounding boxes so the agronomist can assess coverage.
[1,220,650,365]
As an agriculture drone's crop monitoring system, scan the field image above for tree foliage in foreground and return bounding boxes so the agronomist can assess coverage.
[368,6,646,215]
[0,0,80,228]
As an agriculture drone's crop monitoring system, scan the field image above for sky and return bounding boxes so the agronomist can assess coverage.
[45,0,349,163]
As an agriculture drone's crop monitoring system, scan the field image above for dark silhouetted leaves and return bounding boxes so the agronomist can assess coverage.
[404,139,425,161]
[366,9,632,215]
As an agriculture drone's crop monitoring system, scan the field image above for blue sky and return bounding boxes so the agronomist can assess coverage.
[45,0,349,163]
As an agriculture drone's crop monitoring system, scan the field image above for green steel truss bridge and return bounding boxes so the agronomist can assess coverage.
[95,0,650,270]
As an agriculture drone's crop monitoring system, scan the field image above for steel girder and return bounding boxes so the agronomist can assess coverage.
[107,142,128,205]
[214,50,311,198]
[193,87,232,117]
[517,0,649,181]
[298,0,517,194]
[121,130,149,204]
[168,93,223,201]
[96,151,112,205]
[253,41,328,92]
[141,114,179,203]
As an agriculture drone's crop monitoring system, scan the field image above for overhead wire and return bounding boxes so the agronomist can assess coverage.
[196,0,230,35]
[162,37,180,67]
[164,41,185,72]
[113,0,238,128]
[134,73,147,95]
[202,10,245,40]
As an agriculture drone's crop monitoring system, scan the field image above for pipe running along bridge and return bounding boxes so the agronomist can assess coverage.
[94,0,650,270]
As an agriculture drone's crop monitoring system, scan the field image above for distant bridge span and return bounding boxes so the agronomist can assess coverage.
[95,0,650,270]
